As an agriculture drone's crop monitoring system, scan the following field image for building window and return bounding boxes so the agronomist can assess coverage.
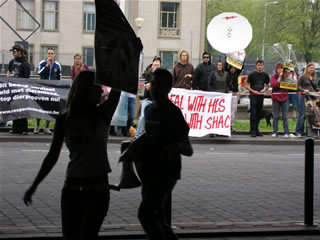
[40,46,58,61]
[42,0,58,31]
[159,51,178,70]
[83,3,95,32]
[159,2,180,37]
[83,47,94,67]
[17,0,35,30]
[28,45,34,64]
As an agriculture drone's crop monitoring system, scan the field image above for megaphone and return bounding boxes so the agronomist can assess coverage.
[110,141,141,191]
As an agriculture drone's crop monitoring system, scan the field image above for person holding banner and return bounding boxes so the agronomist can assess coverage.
[246,60,270,137]
[226,65,242,131]
[7,44,30,135]
[138,68,192,240]
[292,62,318,138]
[23,71,120,240]
[270,62,289,138]
[208,60,228,92]
[192,52,216,91]
[172,50,194,89]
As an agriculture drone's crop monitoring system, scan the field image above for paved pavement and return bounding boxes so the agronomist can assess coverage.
[1,131,320,239]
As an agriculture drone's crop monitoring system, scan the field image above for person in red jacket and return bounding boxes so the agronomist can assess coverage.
[270,62,289,138]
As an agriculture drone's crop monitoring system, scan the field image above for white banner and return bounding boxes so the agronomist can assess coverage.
[169,88,232,137]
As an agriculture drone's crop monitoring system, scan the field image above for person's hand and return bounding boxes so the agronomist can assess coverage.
[46,58,53,66]
[145,82,151,91]
[23,185,37,206]
[304,89,310,94]
[252,90,259,95]
[185,74,192,79]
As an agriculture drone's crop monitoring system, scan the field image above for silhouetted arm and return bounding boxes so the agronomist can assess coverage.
[23,116,65,206]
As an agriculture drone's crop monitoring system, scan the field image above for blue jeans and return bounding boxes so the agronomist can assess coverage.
[272,100,289,135]
[289,93,299,110]
[295,95,306,135]
[135,99,152,137]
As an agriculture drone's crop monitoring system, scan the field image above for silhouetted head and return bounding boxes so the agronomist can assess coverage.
[150,68,173,105]
[66,71,102,113]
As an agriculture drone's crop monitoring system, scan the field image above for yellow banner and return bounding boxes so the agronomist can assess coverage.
[226,57,243,70]
[280,81,297,90]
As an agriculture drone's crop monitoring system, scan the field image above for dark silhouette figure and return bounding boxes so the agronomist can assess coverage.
[138,69,193,240]
[7,44,30,134]
[23,71,120,240]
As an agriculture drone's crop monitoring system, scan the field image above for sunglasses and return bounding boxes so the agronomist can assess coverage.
[203,56,210,59]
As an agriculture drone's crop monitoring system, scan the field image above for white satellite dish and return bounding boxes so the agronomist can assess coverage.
[207,12,253,53]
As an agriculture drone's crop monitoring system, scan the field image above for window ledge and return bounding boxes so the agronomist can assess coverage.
[158,28,180,38]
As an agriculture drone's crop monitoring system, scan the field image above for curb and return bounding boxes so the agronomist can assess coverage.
[0,133,317,145]
[1,226,319,240]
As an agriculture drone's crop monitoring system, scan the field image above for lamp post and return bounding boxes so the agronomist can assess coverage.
[287,44,292,62]
[135,17,144,79]
[261,1,278,60]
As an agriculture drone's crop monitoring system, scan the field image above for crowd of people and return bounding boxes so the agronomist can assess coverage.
[134,52,320,139]
[5,45,89,135]
[4,44,320,139]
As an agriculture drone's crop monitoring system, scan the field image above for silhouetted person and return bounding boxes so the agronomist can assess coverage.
[138,68,193,240]
[7,44,30,135]
[23,71,120,240]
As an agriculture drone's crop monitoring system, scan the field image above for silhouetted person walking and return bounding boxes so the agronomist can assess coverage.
[138,69,193,240]
[23,71,120,240]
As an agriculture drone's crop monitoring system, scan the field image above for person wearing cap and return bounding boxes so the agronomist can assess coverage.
[270,62,289,138]
[7,44,30,135]
[35,48,62,135]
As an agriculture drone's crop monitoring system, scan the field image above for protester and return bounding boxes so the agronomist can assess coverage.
[135,56,161,138]
[35,48,62,135]
[287,65,299,119]
[71,53,89,81]
[126,93,136,136]
[246,60,270,137]
[172,50,194,89]
[138,68,193,240]
[270,62,289,138]
[208,60,228,92]
[226,64,243,131]
[7,44,30,135]
[23,71,120,240]
[192,52,216,91]
[291,62,318,137]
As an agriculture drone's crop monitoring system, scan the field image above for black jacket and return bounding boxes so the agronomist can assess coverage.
[192,62,216,91]
[8,56,30,78]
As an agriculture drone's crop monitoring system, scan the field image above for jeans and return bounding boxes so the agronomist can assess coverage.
[249,95,264,134]
[295,94,306,135]
[61,187,110,240]
[125,97,136,136]
[135,99,152,137]
[289,94,299,110]
[272,100,289,135]
[138,179,178,240]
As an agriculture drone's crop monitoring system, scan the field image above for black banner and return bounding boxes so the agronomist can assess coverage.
[0,77,71,122]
